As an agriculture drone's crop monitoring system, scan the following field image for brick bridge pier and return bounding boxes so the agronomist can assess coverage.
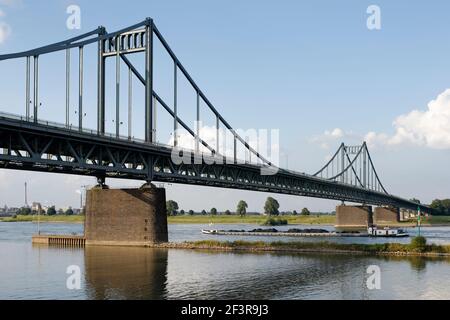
[84,184,168,245]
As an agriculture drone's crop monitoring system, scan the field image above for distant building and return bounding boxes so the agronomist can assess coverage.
[400,209,417,221]
[0,205,20,216]
[8,207,19,215]
[31,202,43,213]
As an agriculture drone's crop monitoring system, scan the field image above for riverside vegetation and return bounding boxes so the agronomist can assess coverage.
[0,214,84,223]
[175,236,450,257]
[0,214,335,224]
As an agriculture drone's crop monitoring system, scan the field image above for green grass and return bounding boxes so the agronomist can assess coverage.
[167,214,336,225]
[187,237,450,255]
[0,215,84,223]
[389,215,450,227]
[423,215,450,225]
[1,214,332,225]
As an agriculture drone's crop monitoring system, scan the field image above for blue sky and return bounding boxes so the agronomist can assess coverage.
[1,0,450,212]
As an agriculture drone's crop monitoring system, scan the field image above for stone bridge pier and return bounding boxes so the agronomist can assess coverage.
[335,205,373,229]
[335,205,401,229]
[373,206,400,225]
[84,183,168,246]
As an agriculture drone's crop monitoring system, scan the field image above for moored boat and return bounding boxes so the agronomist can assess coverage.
[367,225,409,237]
[201,229,218,234]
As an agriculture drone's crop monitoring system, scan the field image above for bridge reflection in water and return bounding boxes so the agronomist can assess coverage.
[80,246,450,300]
[18,240,450,300]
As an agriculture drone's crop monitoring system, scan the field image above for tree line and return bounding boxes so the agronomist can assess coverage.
[411,198,450,216]
[16,206,76,216]
[166,197,311,216]
[430,199,450,215]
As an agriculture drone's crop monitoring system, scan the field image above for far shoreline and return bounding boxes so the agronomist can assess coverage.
[1,214,450,227]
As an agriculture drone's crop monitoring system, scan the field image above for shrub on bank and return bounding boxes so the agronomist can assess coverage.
[262,217,288,226]
[409,236,427,252]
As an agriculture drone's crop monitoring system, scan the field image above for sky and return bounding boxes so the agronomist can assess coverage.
[1,0,450,212]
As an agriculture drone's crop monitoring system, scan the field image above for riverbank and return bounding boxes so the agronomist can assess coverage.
[168,214,337,225]
[153,239,450,257]
[0,215,84,223]
[173,215,435,226]
[2,214,450,226]
[0,214,336,224]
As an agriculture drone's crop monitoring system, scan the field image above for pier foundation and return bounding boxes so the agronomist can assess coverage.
[84,185,168,246]
[335,205,373,229]
[374,206,400,225]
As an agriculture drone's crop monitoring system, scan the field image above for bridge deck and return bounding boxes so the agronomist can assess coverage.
[0,114,432,213]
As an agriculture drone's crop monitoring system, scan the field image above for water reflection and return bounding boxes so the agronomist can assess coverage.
[84,246,168,300]
[165,250,450,300]
[2,222,450,299]
[407,256,427,272]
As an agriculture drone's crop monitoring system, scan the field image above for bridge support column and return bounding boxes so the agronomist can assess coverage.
[84,183,168,246]
[374,206,400,225]
[95,176,108,189]
[335,205,373,230]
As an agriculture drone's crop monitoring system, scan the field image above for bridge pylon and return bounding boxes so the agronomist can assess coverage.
[314,142,387,194]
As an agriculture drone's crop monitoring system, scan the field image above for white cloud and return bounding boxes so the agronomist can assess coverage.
[0,0,19,45]
[314,89,450,150]
[366,88,450,149]
[310,128,359,149]
[0,21,11,44]
[363,131,390,149]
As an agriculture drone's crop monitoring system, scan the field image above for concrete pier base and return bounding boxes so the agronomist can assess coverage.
[335,205,373,229]
[84,185,168,246]
[374,206,400,225]
[32,234,85,246]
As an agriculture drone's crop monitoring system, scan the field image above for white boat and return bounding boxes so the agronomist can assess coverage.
[367,225,409,237]
[201,229,218,235]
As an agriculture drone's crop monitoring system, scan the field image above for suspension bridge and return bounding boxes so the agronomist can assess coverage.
[0,18,433,244]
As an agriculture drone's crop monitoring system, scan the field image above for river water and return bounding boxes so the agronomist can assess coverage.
[1,222,450,299]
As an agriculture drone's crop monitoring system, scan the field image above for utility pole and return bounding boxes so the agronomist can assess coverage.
[80,185,88,214]
[417,206,421,237]
[37,203,41,235]
[24,182,28,207]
